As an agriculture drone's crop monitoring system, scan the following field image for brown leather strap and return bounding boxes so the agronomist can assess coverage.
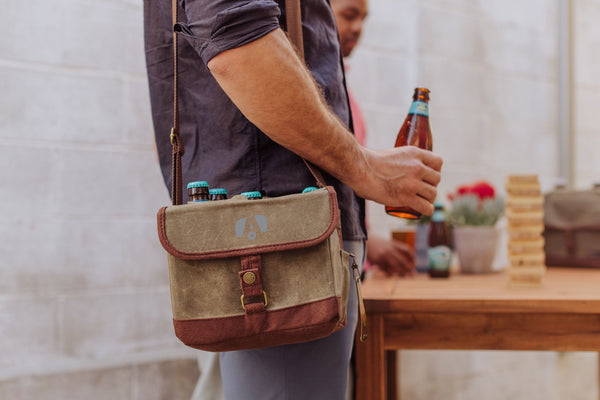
[169,0,327,200]
[350,254,368,342]
[284,0,327,188]
[239,255,266,314]
[285,0,305,61]
[171,0,184,205]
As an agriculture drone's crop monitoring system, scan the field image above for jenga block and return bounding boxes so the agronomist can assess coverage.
[506,210,545,227]
[508,224,544,240]
[505,182,542,197]
[506,175,540,185]
[505,195,544,212]
[508,238,545,255]
[509,265,545,287]
[509,253,545,267]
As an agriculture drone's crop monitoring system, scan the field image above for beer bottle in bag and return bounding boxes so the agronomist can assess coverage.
[187,181,210,203]
[209,188,228,201]
[385,87,433,219]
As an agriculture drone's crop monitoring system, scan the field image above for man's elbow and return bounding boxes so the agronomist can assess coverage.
[206,49,236,77]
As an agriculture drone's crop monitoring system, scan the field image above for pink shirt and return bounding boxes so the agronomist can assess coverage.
[347,88,367,147]
[347,85,374,271]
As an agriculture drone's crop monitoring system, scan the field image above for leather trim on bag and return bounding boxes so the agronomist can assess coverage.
[157,187,342,260]
[172,296,344,352]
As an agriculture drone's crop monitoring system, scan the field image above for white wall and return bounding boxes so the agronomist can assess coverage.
[346,0,599,399]
[0,0,598,399]
[574,0,600,187]
[0,0,198,398]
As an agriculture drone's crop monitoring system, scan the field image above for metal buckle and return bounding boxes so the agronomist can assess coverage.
[240,291,268,311]
[170,127,176,144]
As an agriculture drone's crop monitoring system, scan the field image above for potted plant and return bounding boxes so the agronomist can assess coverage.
[448,180,505,273]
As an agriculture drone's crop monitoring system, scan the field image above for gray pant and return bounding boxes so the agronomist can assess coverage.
[220,240,365,400]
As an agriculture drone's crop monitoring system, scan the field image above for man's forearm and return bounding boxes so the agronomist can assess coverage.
[207,28,366,189]
[207,28,443,213]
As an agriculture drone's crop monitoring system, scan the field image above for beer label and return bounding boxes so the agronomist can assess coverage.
[428,245,452,271]
[432,210,445,222]
[409,101,429,117]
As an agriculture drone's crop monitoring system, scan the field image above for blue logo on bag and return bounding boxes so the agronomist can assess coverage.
[235,215,269,240]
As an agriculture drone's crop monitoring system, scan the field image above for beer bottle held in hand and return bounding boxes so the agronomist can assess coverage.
[385,87,433,219]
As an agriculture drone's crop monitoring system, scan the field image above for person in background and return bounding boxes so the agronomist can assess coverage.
[144,1,442,399]
[331,0,415,277]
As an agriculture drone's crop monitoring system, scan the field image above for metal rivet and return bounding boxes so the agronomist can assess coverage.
[243,272,256,285]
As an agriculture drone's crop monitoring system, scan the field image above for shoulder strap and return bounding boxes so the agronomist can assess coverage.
[170,0,184,205]
[169,0,326,205]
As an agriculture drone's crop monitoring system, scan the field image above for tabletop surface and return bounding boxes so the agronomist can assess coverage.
[361,267,600,314]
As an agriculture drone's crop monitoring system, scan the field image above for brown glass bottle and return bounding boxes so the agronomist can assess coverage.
[209,188,228,201]
[427,202,452,278]
[385,88,433,219]
[187,181,210,203]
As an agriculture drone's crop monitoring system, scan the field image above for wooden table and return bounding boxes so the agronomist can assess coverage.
[355,268,600,400]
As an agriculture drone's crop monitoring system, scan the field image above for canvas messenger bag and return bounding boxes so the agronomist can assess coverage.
[544,186,600,268]
[156,0,367,352]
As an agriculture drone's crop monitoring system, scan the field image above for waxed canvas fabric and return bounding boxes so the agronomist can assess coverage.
[157,187,351,351]
[544,188,600,268]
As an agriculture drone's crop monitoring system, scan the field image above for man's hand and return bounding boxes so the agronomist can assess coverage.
[367,235,415,276]
[351,146,443,216]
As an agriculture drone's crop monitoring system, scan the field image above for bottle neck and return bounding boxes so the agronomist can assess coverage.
[431,208,445,222]
[409,100,429,117]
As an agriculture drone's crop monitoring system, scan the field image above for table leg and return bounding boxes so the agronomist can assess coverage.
[356,313,386,400]
[386,351,398,400]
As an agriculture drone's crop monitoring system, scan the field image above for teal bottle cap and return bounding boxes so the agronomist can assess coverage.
[209,188,228,195]
[187,181,209,189]
[302,187,319,193]
[241,191,262,199]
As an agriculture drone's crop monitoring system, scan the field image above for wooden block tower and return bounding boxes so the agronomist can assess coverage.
[505,175,546,286]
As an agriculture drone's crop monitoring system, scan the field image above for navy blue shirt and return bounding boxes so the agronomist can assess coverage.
[144,0,365,241]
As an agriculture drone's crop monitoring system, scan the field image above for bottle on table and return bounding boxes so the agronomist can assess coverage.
[209,188,228,201]
[187,181,210,203]
[385,87,433,219]
[427,202,452,278]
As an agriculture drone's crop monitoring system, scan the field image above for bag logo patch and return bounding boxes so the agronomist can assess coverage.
[235,215,269,240]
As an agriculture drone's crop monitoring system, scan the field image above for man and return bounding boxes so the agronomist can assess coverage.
[144,1,442,399]
[331,0,416,277]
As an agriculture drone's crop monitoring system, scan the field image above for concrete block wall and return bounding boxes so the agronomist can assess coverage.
[574,0,600,188]
[347,0,600,399]
[1,0,598,399]
[0,0,198,398]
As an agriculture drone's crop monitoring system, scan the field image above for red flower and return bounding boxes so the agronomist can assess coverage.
[456,185,472,196]
[452,181,496,201]
[470,181,495,199]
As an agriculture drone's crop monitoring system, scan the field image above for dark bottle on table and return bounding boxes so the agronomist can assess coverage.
[209,188,228,201]
[427,202,452,278]
[187,181,210,203]
[385,87,433,219]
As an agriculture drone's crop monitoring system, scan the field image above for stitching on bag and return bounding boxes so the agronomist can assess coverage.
[159,187,343,260]
[174,297,344,336]
[175,295,342,322]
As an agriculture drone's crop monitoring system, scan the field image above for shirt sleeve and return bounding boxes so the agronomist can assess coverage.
[176,0,282,64]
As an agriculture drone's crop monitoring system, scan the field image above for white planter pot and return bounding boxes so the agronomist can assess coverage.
[453,225,501,274]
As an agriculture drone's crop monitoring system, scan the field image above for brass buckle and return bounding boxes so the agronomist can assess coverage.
[350,253,368,342]
[240,291,268,311]
[170,127,176,144]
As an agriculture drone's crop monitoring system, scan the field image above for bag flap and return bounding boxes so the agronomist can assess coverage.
[544,189,600,228]
[157,186,341,259]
